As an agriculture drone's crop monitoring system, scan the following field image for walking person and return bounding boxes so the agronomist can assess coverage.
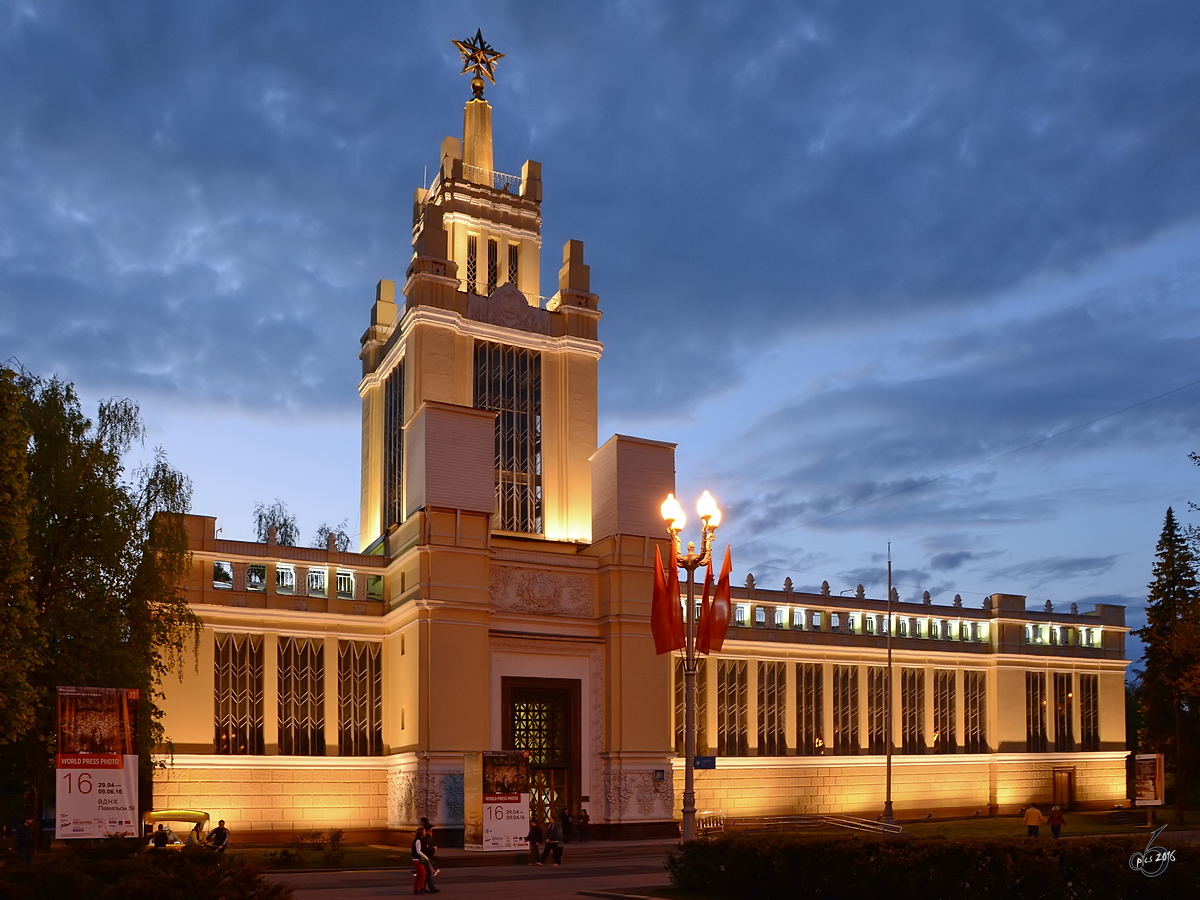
[418,817,440,892]
[540,816,563,866]
[411,826,431,894]
[578,808,589,843]
[527,817,544,866]
[1023,805,1045,837]
[1048,805,1065,839]
[561,808,572,843]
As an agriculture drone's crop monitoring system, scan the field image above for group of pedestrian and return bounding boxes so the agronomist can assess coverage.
[411,816,441,894]
[0,821,36,865]
[525,807,589,867]
[1023,804,1066,838]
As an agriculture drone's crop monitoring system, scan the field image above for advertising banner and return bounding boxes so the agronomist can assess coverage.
[465,751,529,850]
[1134,753,1165,807]
[55,687,140,839]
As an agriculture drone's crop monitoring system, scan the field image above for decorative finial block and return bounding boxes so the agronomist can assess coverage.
[953,593,963,608]
[783,577,794,593]
[453,29,504,94]
[1070,602,1079,614]
[745,573,756,590]
[922,590,932,605]
[1044,600,1053,612]
[889,587,899,603]
[820,580,830,596]
[855,584,865,599]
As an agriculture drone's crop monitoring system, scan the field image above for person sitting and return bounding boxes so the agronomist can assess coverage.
[151,824,170,849]
[206,819,230,853]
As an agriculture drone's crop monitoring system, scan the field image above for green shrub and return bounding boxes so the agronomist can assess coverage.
[666,834,1200,900]
[322,828,346,867]
[0,842,292,899]
[291,829,325,851]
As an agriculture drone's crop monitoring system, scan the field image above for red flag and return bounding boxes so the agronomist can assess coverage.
[705,545,733,653]
[696,560,715,654]
[650,544,685,654]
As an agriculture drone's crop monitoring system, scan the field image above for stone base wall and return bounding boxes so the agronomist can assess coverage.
[152,756,388,835]
[671,752,1128,819]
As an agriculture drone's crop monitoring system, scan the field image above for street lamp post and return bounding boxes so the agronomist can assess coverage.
[882,543,895,825]
[661,491,721,843]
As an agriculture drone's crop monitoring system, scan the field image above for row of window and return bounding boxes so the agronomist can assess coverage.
[212,563,383,601]
[676,661,1102,756]
[727,604,991,643]
[465,235,520,296]
[1026,671,1100,752]
[1025,624,1102,648]
[214,634,383,756]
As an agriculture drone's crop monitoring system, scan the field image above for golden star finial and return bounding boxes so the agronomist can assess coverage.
[453,29,504,96]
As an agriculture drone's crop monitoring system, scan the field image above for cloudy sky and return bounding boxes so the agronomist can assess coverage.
[3,1,1200,661]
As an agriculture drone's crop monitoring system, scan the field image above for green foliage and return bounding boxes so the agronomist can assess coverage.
[311,520,351,553]
[0,369,40,743]
[0,368,201,811]
[291,829,324,851]
[253,499,298,546]
[322,828,346,866]
[1135,507,1200,821]
[0,842,293,899]
[667,834,1200,899]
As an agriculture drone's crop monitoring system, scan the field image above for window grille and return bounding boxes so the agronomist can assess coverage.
[866,615,876,635]
[508,242,520,286]
[933,669,955,753]
[796,662,823,755]
[833,665,859,755]
[674,657,708,756]
[278,637,325,756]
[466,234,478,293]
[512,689,570,766]
[1026,672,1048,752]
[336,571,354,599]
[214,633,263,755]
[755,607,766,628]
[794,609,805,629]
[867,666,887,754]
[276,565,295,594]
[487,238,499,295]
[247,564,266,591]
[475,341,542,533]
[1054,672,1074,752]
[1080,674,1099,751]
[810,611,821,631]
[338,641,382,756]
[757,662,786,756]
[307,568,326,597]
[964,671,987,753]
[716,659,748,756]
[830,613,840,633]
[775,607,785,628]
[901,668,924,754]
[384,361,405,527]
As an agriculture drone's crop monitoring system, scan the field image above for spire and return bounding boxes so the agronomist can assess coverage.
[454,30,503,185]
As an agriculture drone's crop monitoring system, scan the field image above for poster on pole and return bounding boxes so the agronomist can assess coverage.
[55,687,140,839]
[464,751,530,850]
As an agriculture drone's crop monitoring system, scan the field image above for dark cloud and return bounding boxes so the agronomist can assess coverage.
[992,555,1119,584]
[930,551,974,571]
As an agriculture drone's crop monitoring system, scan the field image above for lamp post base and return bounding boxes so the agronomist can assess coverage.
[882,800,895,826]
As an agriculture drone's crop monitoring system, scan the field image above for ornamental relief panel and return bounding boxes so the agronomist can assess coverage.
[489,566,595,618]
[602,771,674,822]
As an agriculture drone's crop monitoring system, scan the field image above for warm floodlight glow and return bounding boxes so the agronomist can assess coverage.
[661,494,686,530]
[696,490,722,527]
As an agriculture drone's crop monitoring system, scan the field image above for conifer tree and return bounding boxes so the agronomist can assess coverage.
[1136,507,1200,824]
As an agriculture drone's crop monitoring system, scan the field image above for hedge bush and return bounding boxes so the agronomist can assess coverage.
[0,839,292,900]
[666,833,1200,899]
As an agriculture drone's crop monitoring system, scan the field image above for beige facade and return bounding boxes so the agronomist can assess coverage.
[154,71,1131,844]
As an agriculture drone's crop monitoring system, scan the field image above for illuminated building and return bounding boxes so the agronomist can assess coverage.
[153,42,1130,843]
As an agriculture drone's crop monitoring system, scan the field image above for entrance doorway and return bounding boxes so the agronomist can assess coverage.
[502,678,581,827]
[1052,767,1074,809]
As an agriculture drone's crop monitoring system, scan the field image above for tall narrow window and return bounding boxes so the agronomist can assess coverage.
[964,671,987,753]
[1080,674,1099,751]
[214,633,263,755]
[901,668,924,754]
[833,665,859,755]
[1026,672,1048,752]
[1054,673,1074,752]
[487,237,499,294]
[278,637,325,756]
[339,641,382,756]
[466,234,478,293]
[757,662,786,756]
[384,361,405,528]
[475,341,542,533]
[717,660,748,756]
[508,242,520,287]
[934,669,955,753]
[867,666,888,754]
[796,663,823,755]
[674,657,708,756]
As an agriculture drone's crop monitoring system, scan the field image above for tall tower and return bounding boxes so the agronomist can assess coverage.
[358,34,602,551]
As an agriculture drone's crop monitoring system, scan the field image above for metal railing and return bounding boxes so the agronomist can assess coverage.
[463,164,523,193]
[695,812,902,836]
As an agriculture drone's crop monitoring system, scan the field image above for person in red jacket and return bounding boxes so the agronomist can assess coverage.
[411,826,431,894]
